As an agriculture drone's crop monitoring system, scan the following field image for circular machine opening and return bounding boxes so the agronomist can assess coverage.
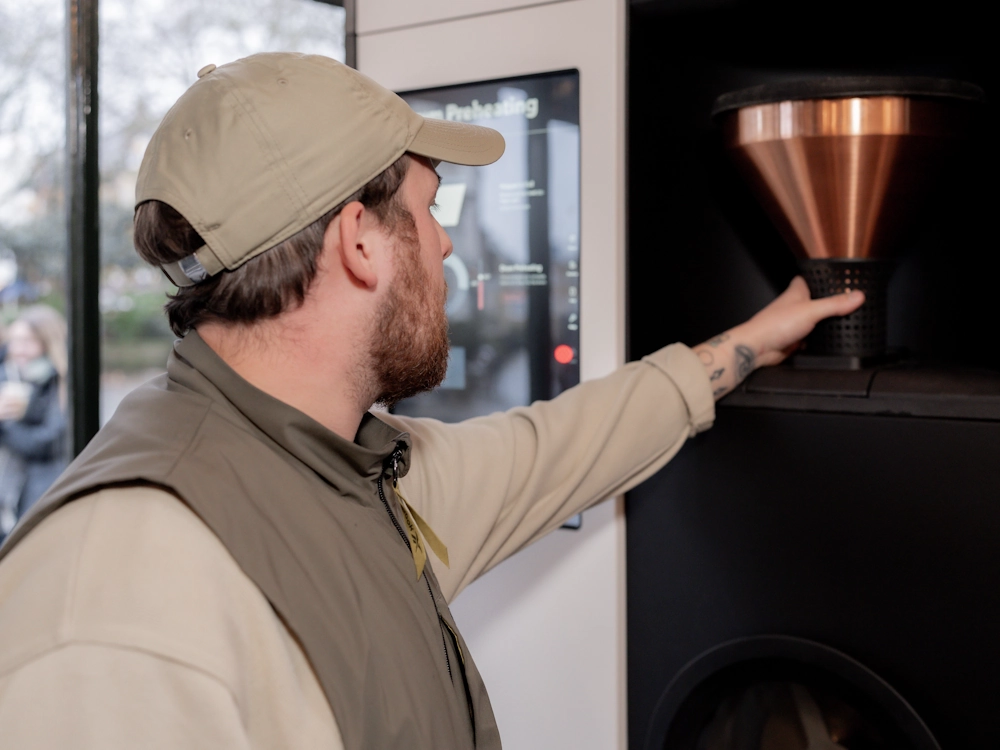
[644,636,939,750]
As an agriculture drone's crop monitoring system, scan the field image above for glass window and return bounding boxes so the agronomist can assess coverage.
[0,0,70,538]
[99,0,347,422]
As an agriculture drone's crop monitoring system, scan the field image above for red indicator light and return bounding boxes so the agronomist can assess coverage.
[554,344,575,364]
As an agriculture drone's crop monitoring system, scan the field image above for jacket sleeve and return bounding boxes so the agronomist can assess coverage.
[380,343,714,601]
[0,643,253,750]
[0,489,347,750]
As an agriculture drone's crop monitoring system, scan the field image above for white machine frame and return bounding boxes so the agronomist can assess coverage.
[358,1,628,747]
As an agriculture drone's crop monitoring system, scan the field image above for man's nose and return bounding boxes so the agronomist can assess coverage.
[438,222,453,260]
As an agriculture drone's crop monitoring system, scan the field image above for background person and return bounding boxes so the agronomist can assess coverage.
[0,305,68,537]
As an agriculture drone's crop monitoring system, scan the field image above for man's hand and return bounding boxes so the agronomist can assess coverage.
[693,277,865,400]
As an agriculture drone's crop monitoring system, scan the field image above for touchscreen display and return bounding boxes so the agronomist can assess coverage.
[394,71,580,423]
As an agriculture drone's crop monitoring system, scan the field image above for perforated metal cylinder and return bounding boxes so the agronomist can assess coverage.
[800,259,894,357]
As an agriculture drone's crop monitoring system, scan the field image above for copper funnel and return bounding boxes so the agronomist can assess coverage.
[714,78,981,261]
[714,77,983,363]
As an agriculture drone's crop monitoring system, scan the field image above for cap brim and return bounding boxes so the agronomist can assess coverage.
[407,118,505,167]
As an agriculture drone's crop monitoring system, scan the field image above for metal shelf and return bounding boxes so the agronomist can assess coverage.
[722,362,1000,421]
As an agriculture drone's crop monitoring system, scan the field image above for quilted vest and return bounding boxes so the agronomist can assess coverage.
[0,332,501,749]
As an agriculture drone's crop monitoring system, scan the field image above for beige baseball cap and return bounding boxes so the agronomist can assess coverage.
[136,52,505,286]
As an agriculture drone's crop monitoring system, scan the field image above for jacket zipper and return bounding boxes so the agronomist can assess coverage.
[377,453,453,681]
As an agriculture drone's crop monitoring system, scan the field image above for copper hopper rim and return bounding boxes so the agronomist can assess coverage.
[711,76,985,119]
[712,76,985,262]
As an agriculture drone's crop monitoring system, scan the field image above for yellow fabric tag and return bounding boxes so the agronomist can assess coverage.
[393,482,449,580]
[395,491,427,580]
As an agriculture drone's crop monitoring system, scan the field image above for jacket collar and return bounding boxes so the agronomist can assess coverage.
[169,331,411,492]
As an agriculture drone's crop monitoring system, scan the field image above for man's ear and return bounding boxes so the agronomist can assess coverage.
[326,201,380,289]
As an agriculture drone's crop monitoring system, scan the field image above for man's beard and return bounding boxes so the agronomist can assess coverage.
[368,231,451,409]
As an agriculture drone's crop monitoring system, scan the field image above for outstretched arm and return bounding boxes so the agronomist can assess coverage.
[693,277,865,400]
[390,276,864,598]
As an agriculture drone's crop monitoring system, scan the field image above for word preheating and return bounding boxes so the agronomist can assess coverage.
[419,97,541,122]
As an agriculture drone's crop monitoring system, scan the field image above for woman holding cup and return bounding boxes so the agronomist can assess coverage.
[0,305,68,538]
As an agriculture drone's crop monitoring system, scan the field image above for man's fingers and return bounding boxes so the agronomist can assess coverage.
[741,285,866,366]
[778,276,811,304]
[810,290,865,321]
[789,275,810,296]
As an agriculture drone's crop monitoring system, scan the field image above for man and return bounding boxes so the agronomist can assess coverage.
[0,53,862,748]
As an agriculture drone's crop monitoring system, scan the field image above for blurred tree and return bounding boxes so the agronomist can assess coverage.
[0,0,66,299]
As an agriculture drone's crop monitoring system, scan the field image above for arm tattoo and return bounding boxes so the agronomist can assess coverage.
[698,349,714,366]
[735,344,756,380]
[710,368,725,381]
[713,386,728,397]
[707,333,730,347]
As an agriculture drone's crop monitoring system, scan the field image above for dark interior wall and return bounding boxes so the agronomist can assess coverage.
[627,0,997,367]
[626,3,999,748]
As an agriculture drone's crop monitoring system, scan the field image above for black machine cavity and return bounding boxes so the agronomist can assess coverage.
[626,2,999,748]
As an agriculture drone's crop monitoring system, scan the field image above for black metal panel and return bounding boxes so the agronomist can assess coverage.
[66,0,101,455]
[626,408,1000,748]
[724,364,1000,421]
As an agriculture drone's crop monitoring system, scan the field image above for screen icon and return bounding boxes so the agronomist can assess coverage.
[554,344,575,365]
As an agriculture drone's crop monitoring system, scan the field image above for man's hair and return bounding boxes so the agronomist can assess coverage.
[134,155,412,336]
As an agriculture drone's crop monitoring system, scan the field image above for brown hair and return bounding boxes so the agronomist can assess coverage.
[134,155,412,336]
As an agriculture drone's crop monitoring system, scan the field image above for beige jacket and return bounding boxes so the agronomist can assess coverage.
[0,344,713,749]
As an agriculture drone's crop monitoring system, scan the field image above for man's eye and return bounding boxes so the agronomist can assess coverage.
[430,202,440,211]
